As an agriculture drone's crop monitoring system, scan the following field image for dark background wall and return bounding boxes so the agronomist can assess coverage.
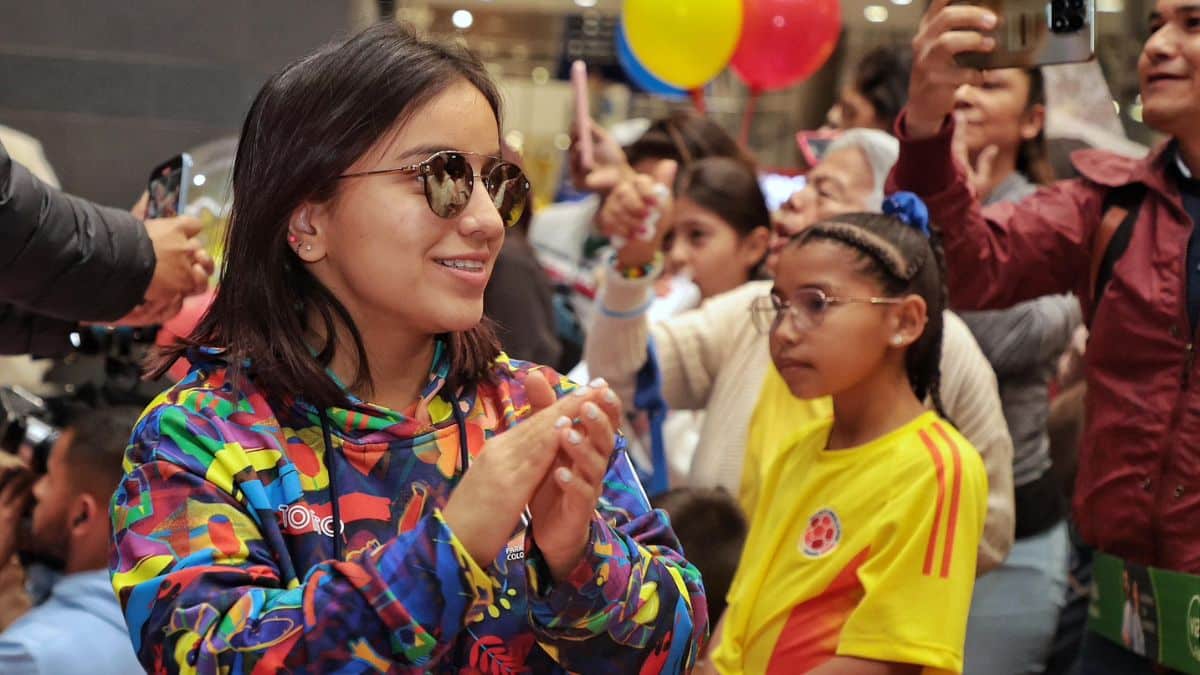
[0,1,350,206]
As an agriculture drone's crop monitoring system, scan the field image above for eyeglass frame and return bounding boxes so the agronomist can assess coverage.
[336,150,530,225]
[751,287,904,335]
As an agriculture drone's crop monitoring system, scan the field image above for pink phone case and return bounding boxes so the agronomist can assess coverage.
[571,60,594,170]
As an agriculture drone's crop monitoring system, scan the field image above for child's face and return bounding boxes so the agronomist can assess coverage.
[663,197,766,300]
[768,240,922,400]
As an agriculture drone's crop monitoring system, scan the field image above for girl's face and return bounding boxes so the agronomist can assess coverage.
[663,197,768,299]
[767,240,926,400]
[301,80,507,338]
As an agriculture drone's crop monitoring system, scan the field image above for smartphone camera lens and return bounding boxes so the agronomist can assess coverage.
[1049,0,1087,33]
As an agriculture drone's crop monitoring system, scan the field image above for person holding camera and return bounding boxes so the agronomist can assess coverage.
[0,404,143,675]
[0,140,213,356]
[892,0,1200,671]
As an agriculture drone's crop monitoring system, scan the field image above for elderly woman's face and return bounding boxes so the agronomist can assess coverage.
[766,146,876,275]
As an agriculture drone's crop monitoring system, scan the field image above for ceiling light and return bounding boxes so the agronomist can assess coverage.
[452,9,474,30]
[192,174,206,187]
[574,0,598,7]
[864,5,890,22]
[1097,0,1123,12]
[891,0,913,6]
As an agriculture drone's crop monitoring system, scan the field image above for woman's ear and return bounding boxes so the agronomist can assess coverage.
[288,203,330,263]
[740,226,772,272]
[1019,103,1046,143]
[888,294,929,349]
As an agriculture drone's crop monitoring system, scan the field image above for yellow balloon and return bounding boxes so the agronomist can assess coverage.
[623,0,744,90]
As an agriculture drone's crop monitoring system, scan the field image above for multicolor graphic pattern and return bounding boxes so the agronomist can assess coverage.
[108,344,707,673]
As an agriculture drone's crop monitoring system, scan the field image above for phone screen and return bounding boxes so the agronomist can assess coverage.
[146,154,191,219]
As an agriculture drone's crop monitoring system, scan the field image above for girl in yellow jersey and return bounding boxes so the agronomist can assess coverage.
[711,197,988,675]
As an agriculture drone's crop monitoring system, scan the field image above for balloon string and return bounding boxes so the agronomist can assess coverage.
[740,89,761,146]
[690,88,706,114]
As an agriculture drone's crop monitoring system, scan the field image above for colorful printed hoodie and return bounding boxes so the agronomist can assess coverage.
[109,344,707,673]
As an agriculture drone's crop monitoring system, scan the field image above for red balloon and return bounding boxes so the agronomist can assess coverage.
[731,0,842,92]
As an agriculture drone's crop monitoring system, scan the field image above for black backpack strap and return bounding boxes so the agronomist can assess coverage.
[1089,183,1145,321]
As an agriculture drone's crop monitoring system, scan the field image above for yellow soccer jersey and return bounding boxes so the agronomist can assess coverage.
[715,411,988,675]
[739,364,831,517]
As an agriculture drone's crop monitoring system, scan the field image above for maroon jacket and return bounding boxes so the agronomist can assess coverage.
[889,113,1198,573]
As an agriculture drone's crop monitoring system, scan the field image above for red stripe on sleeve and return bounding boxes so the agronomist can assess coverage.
[918,429,947,577]
[934,423,964,578]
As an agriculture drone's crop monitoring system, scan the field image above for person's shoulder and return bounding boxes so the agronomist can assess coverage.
[1069,142,1162,188]
[0,597,136,675]
[707,279,772,309]
[130,358,280,466]
[888,413,986,483]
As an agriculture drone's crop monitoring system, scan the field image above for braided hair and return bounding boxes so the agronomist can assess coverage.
[787,212,950,420]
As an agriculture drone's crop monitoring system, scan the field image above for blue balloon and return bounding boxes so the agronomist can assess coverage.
[615,24,688,99]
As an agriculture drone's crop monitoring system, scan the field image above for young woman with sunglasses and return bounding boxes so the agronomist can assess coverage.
[712,209,988,674]
[108,24,705,674]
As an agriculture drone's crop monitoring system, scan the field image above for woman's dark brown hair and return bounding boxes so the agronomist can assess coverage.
[787,212,949,419]
[852,46,913,131]
[624,110,753,170]
[151,22,502,409]
[1016,68,1055,186]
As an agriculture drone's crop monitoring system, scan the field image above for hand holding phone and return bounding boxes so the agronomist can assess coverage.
[571,61,594,172]
[951,0,1094,69]
[906,0,998,138]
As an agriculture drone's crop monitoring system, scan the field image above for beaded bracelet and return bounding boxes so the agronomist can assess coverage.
[612,251,664,280]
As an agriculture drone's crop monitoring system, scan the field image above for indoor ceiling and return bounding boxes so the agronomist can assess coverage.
[406,0,924,29]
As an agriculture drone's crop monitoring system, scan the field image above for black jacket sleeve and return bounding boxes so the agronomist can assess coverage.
[0,303,77,357]
[0,140,155,322]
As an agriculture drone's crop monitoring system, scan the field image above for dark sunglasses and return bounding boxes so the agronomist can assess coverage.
[339,150,531,228]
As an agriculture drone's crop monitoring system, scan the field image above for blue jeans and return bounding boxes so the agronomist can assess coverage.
[964,520,1071,675]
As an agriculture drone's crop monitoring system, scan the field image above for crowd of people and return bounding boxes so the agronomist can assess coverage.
[0,0,1196,672]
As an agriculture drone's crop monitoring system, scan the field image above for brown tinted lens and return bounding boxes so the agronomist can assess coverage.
[484,161,531,228]
[423,152,473,218]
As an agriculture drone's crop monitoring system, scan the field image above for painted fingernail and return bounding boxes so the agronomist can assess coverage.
[589,377,608,388]
[556,467,574,483]
[574,385,591,397]
[983,12,997,27]
[555,416,571,429]
[604,389,619,405]
[567,429,583,445]
[583,402,601,421]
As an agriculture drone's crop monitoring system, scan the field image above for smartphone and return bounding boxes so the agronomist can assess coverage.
[146,153,193,219]
[795,129,841,168]
[953,0,1095,69]
[571,60,594,171]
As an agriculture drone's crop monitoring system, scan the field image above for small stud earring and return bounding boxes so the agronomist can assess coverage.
[305,244,312,252]
[287,233,298,244]
[891,335,904,346]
